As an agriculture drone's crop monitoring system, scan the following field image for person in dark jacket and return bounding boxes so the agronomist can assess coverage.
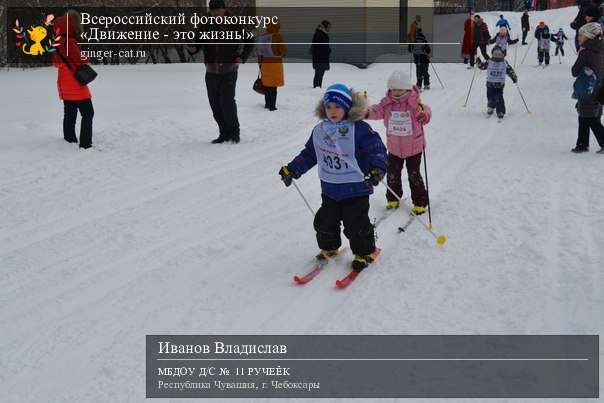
[52,10,94,149]
[311,20,331,88]
[470,15,490,67]
[535,21,551,65]
[489,26,518,55]
[413,30,431,90]
[188,0,254,144]
[279,84,387,270]
[571,22,604,153]
[476,46,518,119]
[571,3,602,50]
[521,11,530,45]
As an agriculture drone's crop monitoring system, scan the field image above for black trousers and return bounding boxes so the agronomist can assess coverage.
[415,62,430,87]
[205,71,240,140]
[264,87,277,110]
[522,28,529,44]
[538,48,550,65]
[577,116,604,149]
[63,99,94,148]
[313,195,375,256]
[555,43,564,56]
[313,67,326,88]
[487,86,506,114]
[470,44,489,67]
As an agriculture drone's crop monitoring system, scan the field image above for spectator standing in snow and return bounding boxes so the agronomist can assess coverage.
[413,30,431,90]
[462,13,473,65]
[310,20,331,88]
[257,21,287,111]
[52,10,94,149]
[188,0,254,144]
[470,15,491,67]
[521,11,530,45]
[571,22,604,153]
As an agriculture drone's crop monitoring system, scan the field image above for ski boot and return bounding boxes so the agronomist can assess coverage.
[386,200,400,209]
[352,253,376,271]
[316,249,338,262]
[412,205,428,215]
[424,85,430,90]
[571,146,589,153]
[487,107,494,116]
[497,112,505,119]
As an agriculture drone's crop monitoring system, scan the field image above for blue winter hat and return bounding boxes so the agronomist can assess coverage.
[323,83,353,111]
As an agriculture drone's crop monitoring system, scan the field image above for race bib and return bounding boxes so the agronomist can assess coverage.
[388,111,413,136]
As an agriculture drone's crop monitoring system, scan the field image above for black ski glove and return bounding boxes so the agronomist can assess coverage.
[279,165,296,187]
[366,168,384,187]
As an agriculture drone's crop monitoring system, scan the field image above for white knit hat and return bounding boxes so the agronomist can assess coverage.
[387,70,412,90]
[579,22,603,39]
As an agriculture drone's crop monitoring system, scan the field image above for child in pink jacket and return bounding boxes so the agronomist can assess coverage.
[365,70,432,214]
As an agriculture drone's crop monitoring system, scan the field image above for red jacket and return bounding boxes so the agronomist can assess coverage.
[52,16,91,100]
[462,18,473,57]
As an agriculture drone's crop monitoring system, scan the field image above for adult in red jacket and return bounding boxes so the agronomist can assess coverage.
[470,14,491,67]
[52,10,94,149]
[462,15,473,65]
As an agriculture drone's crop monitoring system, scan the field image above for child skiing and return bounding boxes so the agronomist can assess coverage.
[476,46,518,120]
[552,28,568,58]
[365,70,432,215]
[413,30,431,90]
[535,21,551,66]
[489,26,519,56]
[279,84,387,270]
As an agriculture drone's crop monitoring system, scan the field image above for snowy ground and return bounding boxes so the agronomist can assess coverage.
[1,6,602,403]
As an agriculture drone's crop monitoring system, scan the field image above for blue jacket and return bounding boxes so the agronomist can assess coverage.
[288,120,387,201]
[496,18,511,31]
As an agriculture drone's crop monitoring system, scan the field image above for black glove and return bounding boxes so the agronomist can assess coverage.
[366,168,384,187]
[279,165,295,187]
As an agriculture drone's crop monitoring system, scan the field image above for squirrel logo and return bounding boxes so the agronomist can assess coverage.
[22,26,48,55]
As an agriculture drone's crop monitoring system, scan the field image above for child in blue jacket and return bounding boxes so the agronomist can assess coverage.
[279,84,388,270]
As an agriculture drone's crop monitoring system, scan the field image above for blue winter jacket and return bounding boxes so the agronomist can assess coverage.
[496,18,511,31]
[287,120,388,201]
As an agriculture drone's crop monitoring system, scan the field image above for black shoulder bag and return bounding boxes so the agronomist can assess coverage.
[57,49,98,85]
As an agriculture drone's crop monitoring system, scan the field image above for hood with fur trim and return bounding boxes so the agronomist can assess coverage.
[314,89,367,122]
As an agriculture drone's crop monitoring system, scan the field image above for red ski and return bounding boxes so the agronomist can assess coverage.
[293,247,347,285]
[335,248,382,289]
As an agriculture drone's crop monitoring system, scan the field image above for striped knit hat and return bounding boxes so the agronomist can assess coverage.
[323,84,353,111]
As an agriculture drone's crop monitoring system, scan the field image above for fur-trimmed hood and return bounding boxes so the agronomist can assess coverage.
[314,89,367,122]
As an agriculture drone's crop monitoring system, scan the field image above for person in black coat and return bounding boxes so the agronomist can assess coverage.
[571,2,602,50]
[571,22,604,153]
[188,0,254,144]
[521,11,530,45]
[310,20,331,88]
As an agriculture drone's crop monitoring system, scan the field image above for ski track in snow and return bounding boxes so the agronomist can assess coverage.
[1,7,603,403]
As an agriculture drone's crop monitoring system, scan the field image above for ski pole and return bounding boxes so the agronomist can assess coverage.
[422,146,433,230]
[291,180,315,216]
[377,177,446,246]
[431,63,445,88]
[515,82,532,114]
[339,155,446,246]
[521,36,533,65]
[513,38,519,69]
[463,65,477,107]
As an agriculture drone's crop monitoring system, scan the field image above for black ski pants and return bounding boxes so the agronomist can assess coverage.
[487,85,506,115]
[313,195,375,256]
